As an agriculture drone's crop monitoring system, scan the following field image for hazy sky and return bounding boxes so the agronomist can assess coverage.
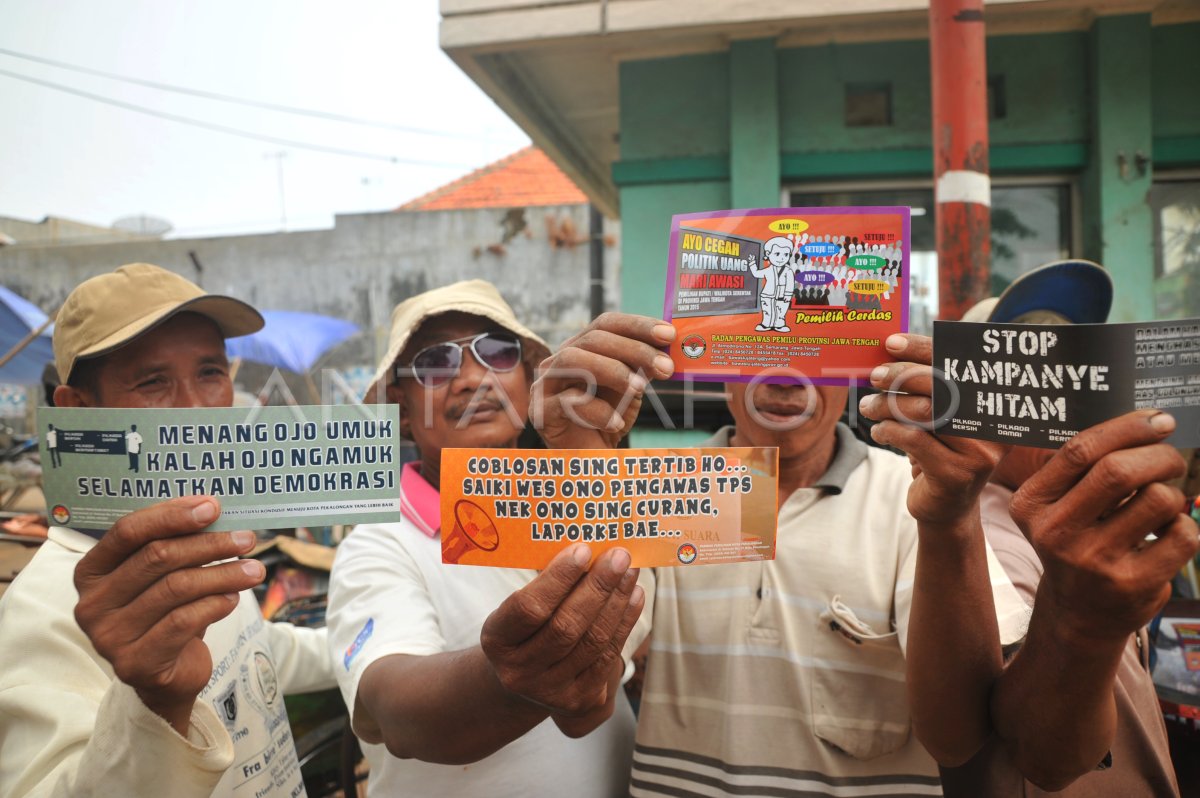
[0,0,529,238]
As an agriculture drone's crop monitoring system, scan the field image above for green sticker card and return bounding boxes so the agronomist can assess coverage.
[38,404,402,532]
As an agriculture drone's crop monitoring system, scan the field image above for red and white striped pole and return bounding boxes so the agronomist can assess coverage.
[930,0,991,321]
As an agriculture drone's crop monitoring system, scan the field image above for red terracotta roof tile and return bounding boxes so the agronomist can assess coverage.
[398,146,587,211]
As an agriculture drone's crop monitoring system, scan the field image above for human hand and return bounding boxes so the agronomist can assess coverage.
[550,654,625,738]
[73,496,264,733]
[1010,410,1198,643]
[531,312,675,450]
[860,333,1008,529]
[480,544,644,718]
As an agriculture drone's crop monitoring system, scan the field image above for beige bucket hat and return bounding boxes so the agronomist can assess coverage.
[53,263,264,383]
[366,279,550,400]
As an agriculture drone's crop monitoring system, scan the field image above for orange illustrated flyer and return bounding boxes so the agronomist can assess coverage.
[665,207,910,385]
[440,447,778,569]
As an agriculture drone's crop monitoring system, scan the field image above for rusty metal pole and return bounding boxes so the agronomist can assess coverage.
[930,0,991,321]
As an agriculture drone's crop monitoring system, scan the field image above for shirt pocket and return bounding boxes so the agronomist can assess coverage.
[810,595,912,760]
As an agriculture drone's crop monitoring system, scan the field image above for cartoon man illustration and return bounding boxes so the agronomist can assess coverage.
[748,236,798,332]
[46,423,61,468]
[125,423,142,472]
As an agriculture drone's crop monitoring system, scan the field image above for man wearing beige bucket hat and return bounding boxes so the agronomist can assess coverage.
[0,264,336,798]
[327,280,654,797]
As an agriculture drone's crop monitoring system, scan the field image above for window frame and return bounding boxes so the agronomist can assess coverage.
[780,173,1080,256]
[1149,169,1200,280]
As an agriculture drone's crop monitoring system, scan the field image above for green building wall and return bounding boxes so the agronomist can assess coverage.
[614,17,1200,323]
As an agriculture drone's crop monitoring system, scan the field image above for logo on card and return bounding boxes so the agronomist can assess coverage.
[51,505,70,525]
[677,543,698,564]
[344,618,375,670]
[681,335,706,359]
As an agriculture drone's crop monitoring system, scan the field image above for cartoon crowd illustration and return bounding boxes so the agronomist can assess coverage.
[746,232,903,331]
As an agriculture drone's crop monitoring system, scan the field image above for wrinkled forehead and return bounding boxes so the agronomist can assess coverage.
[83,312,227,373]
[1009,309,1072,325]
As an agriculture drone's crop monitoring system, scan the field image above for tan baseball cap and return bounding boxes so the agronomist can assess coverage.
[366,279,550,400]
[54,263,265,383]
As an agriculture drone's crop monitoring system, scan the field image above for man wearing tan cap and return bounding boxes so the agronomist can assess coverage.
[0,263,336,798]
[326,280,653,797]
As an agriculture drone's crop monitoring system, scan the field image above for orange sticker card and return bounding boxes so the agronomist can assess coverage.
[665,207,910,385]
[440,447,778,569]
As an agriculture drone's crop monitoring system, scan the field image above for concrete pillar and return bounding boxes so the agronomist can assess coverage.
[1082,15,1155,322]
[730,39,781,209]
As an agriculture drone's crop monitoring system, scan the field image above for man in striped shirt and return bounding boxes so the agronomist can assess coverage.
[534,313,1029,797]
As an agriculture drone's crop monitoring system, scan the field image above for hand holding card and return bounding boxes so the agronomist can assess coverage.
[933,318,1200,449]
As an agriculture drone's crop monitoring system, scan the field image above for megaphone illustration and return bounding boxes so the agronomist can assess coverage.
[443,499,501,562]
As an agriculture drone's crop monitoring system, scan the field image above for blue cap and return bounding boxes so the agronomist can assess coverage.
[987,259,1113,324]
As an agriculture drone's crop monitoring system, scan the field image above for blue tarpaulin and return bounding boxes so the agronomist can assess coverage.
[226,310,359,373]
[0,286,54,385]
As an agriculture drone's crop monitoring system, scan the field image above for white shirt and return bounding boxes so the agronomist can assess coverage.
[0,527,337,798]
[125,431,143,454]
[750,259,797,299]
[46,429,57,447]
[326,465,653,798]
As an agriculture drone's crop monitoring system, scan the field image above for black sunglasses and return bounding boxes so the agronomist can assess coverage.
[394,331,523,388]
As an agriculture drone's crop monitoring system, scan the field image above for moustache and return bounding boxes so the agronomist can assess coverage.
[445,392,508,421]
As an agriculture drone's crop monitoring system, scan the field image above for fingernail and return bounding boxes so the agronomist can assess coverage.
[885,334,906,352]
[192,501,218,524]
[231,530,256,549]
[240,560,264,578]
[1150,412,1176,434]
[572,545,591,567]
[653,324,676,342]
[607,411,624,432]
[654,355,674,377]
[870,365,889,384]
[630,585,645,606]
[224,593,240,603]
[859,396,874,413]
[628,373,648,393]
[610,548,631,574]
